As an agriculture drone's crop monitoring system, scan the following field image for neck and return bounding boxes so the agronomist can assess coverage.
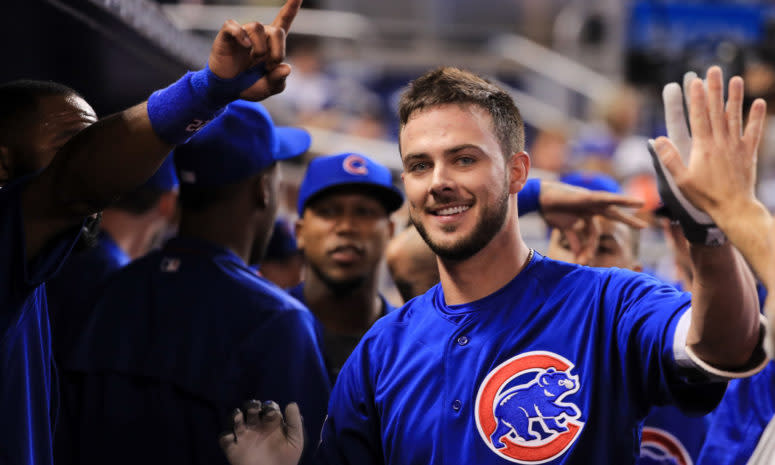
[178,208,259,264]
[101,209,158,260]
[437,206,531,306]
[303,268,382,335]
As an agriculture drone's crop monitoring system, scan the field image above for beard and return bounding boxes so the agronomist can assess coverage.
[309,262,367,297]
[411,188,510,262]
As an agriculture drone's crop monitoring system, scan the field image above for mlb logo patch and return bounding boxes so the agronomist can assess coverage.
[160,257,181,272]
[475,351,584,464]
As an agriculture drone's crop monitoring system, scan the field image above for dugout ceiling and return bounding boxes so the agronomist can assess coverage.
[1,0,210,116]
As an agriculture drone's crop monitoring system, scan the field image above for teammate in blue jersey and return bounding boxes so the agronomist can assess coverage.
[290,153,403,381]
[317,67,767,465]
[647,68,775,465]
[58,100,330,465]
[47,155,179,365]
[0,3,304,465]
[546,172,710,465]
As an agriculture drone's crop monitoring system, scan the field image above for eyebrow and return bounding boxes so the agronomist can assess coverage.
[402,144,484,163]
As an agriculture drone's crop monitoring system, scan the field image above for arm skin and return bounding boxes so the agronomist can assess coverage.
[20,0,303,262]
[652,66,767,368]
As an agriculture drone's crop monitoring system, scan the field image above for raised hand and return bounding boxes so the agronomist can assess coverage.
[220,400,304,465]
[650,66,767,225]
[208,0,303,101]
[539,180,646,264]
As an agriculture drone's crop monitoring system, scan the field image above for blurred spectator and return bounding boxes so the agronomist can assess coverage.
[528,125,570,175]
[256,217,305,289]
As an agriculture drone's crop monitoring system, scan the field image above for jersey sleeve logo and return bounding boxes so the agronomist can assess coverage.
[475,351,584,464]
[639,427,693,465]
[342,154,369,176]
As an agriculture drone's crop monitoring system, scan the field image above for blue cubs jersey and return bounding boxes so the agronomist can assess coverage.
[318,252,725,465]
[638,405,709,465]
[47,231,130,363]
[0,178,81,465]
[288,282,396,382]
[694,362,775,464]
[58,236,331,465]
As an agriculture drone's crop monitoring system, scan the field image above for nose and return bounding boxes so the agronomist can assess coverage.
[333,213,357,235]
[429,163,455,197]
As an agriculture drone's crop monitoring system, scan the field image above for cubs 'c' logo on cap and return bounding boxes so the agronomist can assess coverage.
[639,427,692,465]
[475,351,584,464]
[343,154,369,176]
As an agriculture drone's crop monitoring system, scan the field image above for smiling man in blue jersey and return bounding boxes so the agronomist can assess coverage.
[317,67,768,465]
[291,153,403,381]
[58,100,330,465]
[0,2,306,464]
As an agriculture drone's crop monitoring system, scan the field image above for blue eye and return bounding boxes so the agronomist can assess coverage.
[410,161,430,172]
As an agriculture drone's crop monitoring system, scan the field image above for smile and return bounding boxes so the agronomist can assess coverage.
[433,205,471,216]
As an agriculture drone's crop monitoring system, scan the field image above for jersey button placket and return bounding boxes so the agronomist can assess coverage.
[452,399,462,411]
[456,335,469,346]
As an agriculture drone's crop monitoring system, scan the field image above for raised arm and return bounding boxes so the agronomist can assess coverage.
[651,66,765,368]
[21,0,302,261]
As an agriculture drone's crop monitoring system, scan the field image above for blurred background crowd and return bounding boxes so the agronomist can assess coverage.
[5,0,775,303]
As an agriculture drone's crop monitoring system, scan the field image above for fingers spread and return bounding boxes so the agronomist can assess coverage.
[272,0,303,33]
[743,98,767,160]
[726,76,744,138]
[705,66,728,141]
[687,78,712,141]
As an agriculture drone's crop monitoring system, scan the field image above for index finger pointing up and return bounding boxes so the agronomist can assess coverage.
[272,0,303,33]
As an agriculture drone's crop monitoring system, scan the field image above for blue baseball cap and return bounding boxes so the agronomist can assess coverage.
[297,153,404,216]
[173,100,311,186]
[143,155,179,192]
[559,171,622,194]
[263,218,299,261]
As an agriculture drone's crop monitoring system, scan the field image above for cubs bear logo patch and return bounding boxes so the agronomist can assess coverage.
[639,427,692,465]
[475,351,584,464]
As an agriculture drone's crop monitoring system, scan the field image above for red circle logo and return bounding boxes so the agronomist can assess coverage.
[639,427,692,465]
[343,154,369,176]
[475,351,584,464]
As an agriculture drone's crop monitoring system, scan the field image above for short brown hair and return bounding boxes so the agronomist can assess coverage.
[398,67,524,158]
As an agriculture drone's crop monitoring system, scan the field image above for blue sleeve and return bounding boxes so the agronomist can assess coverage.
[605,270,725,414]
[317,337,384,465]
[235,309,332,465]
[517,178,541,216]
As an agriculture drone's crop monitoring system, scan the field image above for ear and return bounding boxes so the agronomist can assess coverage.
[253,171,273,209]
[0,146,13,185]
[507,151,530,195]
[387,218,396,239]
[294,217,305,251]
[156,191,179,221]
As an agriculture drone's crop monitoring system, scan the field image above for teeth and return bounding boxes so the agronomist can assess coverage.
[437,205,470,216]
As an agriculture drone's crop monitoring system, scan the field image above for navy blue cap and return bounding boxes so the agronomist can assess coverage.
[297,153,404,216]
[173,100,311,186]
[559,171,622,194]
[143,155,179,192]
[263,218,299,261]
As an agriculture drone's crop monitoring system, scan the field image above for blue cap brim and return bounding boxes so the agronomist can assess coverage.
[275,127,312,161]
